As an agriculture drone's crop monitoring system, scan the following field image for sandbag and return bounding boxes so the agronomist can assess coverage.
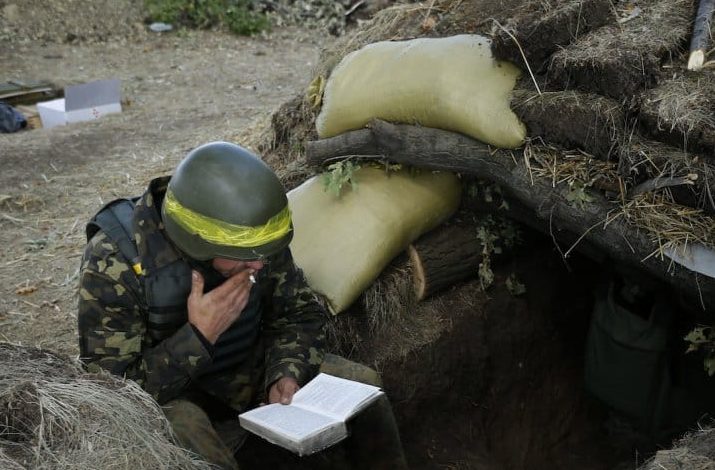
[316,34,526,149]
[288,167,461,314]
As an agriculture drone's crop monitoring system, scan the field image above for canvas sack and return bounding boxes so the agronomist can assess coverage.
[316,35,526,149]
[288,167,461,314]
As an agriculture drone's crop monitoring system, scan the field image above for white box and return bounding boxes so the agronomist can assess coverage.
[37,79,122,129]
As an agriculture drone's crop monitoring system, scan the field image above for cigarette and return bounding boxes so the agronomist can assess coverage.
[249,274,256,284]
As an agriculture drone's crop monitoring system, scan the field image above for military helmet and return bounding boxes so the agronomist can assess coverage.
[162,141,292,261]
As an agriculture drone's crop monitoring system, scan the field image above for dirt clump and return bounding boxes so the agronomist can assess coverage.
[513,90,626,161]
[546,0,694,100]
[491,0,615,74]
[638,73,715,157]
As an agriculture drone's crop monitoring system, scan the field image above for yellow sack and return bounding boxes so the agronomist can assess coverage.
[288,167,461,314]
[316,34,526,149]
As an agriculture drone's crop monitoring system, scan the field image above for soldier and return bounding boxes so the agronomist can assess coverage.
[77,142,407,469]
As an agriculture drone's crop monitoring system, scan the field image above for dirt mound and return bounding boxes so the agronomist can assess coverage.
[0,0,147,43]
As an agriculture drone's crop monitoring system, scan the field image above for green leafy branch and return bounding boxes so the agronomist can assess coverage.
[685,326,715,376]
[565,180,595,209]
[475,215,522,290]
[322,160,361,198]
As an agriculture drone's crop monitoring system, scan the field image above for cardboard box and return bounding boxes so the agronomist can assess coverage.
[37,79,121,128]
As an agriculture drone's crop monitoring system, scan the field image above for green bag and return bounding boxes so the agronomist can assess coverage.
[584,282,673,435]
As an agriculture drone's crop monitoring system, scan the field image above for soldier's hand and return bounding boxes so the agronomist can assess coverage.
[268,377,300,405]
[187,269,254,344]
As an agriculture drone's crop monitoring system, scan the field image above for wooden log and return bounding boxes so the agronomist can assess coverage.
[627,174,698,199]
[305,119,715,313]
[688,0,715,71]
[409,222,484,301]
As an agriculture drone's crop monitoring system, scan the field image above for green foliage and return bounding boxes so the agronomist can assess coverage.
[684,326,715,376]
[478,259,494,290]
[506,274,526,296]
[322,160,361,198]
[466,180,510,210]
[565,180,595,209]
[144,0,270,36]
[475,215,521,290]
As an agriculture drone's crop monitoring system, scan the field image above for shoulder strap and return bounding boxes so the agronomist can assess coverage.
[86,197,143,276]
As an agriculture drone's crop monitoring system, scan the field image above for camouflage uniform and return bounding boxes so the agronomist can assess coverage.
[78,176,408,469]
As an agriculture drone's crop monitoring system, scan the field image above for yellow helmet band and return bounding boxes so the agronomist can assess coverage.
[164,188,292,248]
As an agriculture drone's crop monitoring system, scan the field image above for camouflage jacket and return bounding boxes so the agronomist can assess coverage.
[78,176,326,411]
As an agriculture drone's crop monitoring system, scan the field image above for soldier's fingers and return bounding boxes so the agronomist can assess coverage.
[267,378,300,405]
[279,381,299,405]
[268,385,280,404]
[227,283,252,314]
[189,270,204,300]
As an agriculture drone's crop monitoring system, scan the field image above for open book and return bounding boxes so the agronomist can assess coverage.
[238,373,383,456]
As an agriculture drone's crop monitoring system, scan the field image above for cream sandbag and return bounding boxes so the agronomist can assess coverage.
[316,34,526,149]
[288,167,461,314]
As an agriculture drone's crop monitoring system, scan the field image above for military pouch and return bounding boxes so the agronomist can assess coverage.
[584,282,673,436]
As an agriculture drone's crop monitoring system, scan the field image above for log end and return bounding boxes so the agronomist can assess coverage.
[688,50,705,71]
[408,244,427,302]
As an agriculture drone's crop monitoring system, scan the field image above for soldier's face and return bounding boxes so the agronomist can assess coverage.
[212,258,264,278]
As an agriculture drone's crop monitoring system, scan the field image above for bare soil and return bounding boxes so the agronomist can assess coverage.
[0,27,321,356]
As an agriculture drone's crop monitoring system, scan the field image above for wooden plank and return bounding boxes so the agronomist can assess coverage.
[14,104,42,129]
[0,80,59,105]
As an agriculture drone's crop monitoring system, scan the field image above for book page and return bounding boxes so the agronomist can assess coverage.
[239,403,338,442]
[292,373,383,421]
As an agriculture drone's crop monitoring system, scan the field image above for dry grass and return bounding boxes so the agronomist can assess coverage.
[619,137,715,212]
[0,343,212,470]
[621,193,715,260]
[641,75,715,143]
[640,424,715,470]
[325,257,419,362]
[525,142,621,190]
[326,255,475,367]
[524,141,715,256]
[621,136,696,178]
[0,194,46,214]
[361,257,417,334]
